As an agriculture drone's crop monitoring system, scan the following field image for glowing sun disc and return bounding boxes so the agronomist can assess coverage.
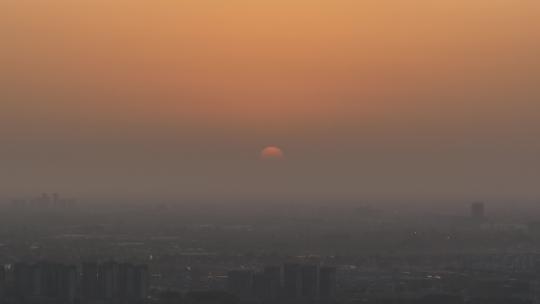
[260,146,285,160]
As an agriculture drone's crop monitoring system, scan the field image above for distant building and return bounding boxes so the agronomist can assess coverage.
[252,272,269,300]
[0,265,6,298]
[93,261,148,304]
[11,193,76,209]
[188,267,207,291]
[226,263,337,302]
[319,266,337,301]
[119,263,136,299]
[14,262,33,296]
[301,264,319,299]
[532,280,540,304]
[10,261,148,304]
[227,270,253,299]
[82,262,100,300]
[40,193,51,206]
[283,263,302,299]
[13,262,77,303]
[264,266,282,301]
[113,262,149,303]
[58,265,78,302]
[99,261,120,300]
[134,265,149,301]
[471,202,485,219]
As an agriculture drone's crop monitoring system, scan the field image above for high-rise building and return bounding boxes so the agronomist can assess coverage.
[133,265,149,302]
[115,263,149,303]
[14,262,77,303]
[14,262,33,296]
[82,262,100,300]
[99,261,120,300]
[252,272,269,300]
[58,265,78,303]
[83,262,149,303]
[119,263,136,299]
[301,264,319,299]
[264,266,281,301]
[0,265,6,298]
[39,262,61,298]
[532,280,540,304]
[283,263,302,299]
[471,202,485,219]
[319,266,337,301]
[227,270,253,299]
[12,261,148,303]
[52,192,59,204]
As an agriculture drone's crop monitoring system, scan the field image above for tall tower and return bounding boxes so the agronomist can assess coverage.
[471,202,485,219]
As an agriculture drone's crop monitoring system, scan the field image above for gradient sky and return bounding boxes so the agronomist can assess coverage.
[1,0,539,200]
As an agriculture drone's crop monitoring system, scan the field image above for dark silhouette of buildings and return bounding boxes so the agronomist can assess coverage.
[11,193,76,209]
[247,266,284,302]
[7,261,148,304]
[227,263,337,303]
[93,261,149,304]
[13,262,77,303]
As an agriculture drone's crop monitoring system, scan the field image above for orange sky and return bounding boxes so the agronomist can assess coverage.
[1,0,539,199]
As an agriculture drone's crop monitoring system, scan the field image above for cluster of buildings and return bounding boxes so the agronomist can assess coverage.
[227,263,337,303]
[11,193,76,208]
[80,262,149,304]
[12,262,78,303]
[0,261,148,304]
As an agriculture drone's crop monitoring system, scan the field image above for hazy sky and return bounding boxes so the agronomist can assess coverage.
[1,0,539,200]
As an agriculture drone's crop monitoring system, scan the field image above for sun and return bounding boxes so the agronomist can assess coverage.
[260,146,285,160]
